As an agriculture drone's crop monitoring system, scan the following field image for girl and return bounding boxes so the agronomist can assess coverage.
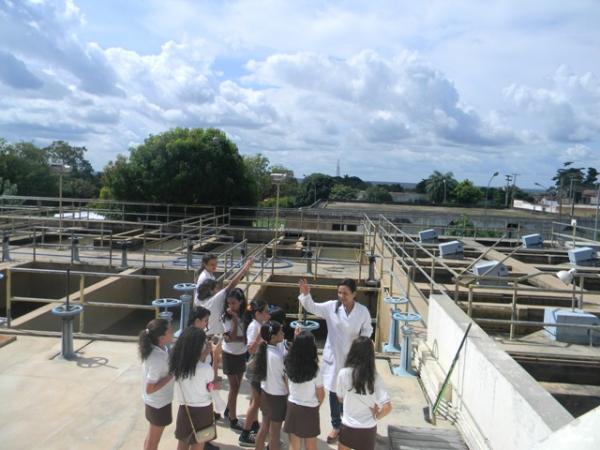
[220,288,249,430]
[298,278,373,444]
[139,319,174,450]
[170,326,218,450]
[238,300,270,447]
[195,257,254,382]
[188,306,211,331]
[195,253,218,293]
[253,321,287,450]
[284,330,325,450]
[336,337,392,450]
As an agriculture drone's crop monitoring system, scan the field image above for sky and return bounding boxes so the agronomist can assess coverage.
[1,0,599,188]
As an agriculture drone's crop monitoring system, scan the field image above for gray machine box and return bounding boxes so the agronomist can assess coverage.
[568,247,596,266]
[419,229,438,243]
[473,261,509,285]
[439,240,464,258]
[522,233,543,249]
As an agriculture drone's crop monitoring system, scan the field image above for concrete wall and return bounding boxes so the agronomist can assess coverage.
[532,405,600,450]
[421,294,573,450]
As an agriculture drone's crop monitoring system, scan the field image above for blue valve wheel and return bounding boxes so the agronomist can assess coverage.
[174,283,197,292]
[52,304,83,317]
[384,295,409,305]
[290,320,320,331]
[152,298,182,309]
[392,312,422,323]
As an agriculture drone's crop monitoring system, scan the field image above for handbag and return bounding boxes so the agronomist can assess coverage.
[178,382,217,444]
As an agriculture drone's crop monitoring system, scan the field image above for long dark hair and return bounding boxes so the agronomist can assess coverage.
[344,336,375,395]
[253,320,282,382]
[222,287,247,321]
[244,299,268,330]
[138,319,169,361]
[187,306,211,327]
[285,330,318,383]
[196,279,217,301]
[169,327,207,380]
[336,278,357,312]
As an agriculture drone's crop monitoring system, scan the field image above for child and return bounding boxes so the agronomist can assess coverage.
[220,288,249,430]
[195,254,218,294]
[239,300,270,447]
[284,330,324,450]
[336,337,392,450]
[170,326,218,450]
[195,257,253,381]
[139,319,174,450]
[188,306,211,331]
[253,321,287,450]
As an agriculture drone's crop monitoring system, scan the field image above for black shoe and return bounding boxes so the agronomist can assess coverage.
[229,418,244,432]
[251,420,260,434]
[213,412,221,421]
[239,431,256,447]
[223,407,229,420]
[205,442,219,450]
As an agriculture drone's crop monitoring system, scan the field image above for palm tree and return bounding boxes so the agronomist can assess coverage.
[425,171,457,204]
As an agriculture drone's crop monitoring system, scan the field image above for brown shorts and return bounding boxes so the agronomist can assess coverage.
[145,403,172,427]
[260,391,288,422]
[174,404,215,444]
[222,351,246,375]
[339,424,377,450]
[283,401,320,438]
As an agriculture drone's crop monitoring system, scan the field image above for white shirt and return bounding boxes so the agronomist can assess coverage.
[222,316,247,355]
[142,345,174,409]
[298,293,373,391]
[288,368,323,407]
[195,288,227,335]
[193,270,216,303]
[176,361,214,407]
[261,344,288,396]
[336,367,391,429]
[246,319,261,351]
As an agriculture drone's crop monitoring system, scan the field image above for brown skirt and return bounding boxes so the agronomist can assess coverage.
[145,403,172,427]
[222,351,246,375]
[339,424,377,450]
[260,391,288,422]
[174,404,215,444]
[283,401,320,438]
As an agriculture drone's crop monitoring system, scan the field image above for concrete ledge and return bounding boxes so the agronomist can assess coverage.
[421,294,573,450]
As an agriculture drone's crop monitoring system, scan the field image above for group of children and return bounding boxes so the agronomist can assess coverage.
[139,254,392,450]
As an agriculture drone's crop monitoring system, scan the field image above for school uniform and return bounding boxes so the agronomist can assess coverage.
[245,319,262,390]
[195,288,227,336]
[174,361,215,444]
[142,345,174,427]
[260,344,288,422]
[336,368,391,450]
[298,293,373,428]
[221,316,247,375]
[284,368,323,438]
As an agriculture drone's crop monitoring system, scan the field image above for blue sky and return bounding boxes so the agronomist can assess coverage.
[1,0,599,188]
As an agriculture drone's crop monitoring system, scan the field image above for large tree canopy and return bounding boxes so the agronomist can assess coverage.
[102,128,256,205]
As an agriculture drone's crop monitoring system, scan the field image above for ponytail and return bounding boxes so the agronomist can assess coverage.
[138,319,169,361]
[252,320,282,381]
[244,299,268,330]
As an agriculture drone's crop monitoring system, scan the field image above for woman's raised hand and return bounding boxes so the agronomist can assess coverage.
[298,278,310,295]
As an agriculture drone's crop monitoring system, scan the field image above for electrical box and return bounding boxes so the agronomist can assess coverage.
[473,261,509,285]
[419,229,438,243]
[438,240,464,258]
[568,247,596,266]
[544,308,600,345]
[522,233,543,249]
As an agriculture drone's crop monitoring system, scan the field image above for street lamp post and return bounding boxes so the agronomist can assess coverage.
[50,161,72,249]
[484,171,499,215]
[442,179,447,204]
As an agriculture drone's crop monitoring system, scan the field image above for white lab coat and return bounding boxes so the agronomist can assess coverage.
[298,293,373,392]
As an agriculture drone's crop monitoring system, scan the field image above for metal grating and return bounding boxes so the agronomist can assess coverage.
[388,425,469,450]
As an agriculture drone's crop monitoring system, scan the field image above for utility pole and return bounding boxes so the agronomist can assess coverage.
[511,173,520,207]
[504,174,513,208]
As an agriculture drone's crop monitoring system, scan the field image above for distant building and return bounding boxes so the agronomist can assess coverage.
[389,192,428,203]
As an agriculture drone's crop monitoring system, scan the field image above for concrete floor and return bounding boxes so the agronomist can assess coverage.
[0,335,454,450]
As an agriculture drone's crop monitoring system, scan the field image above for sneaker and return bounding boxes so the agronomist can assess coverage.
[213,412,221,421]
[205,442,219,450]
[250,420,260,434]
[239,431,256,447]
[229,418,244,432]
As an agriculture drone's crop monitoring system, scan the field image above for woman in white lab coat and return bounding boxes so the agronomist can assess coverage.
[298,278,373,444]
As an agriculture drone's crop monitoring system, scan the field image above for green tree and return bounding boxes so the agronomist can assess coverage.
[425,171,457,203]
[45,141,100,198]
[102,128,256,205]
[0,140,55,196]
[298,173,335,205]
[330,184,358,201]
[451,180,483,205]
[365,185,393,203]
[243,153,271,201]
[584,167,598,186]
